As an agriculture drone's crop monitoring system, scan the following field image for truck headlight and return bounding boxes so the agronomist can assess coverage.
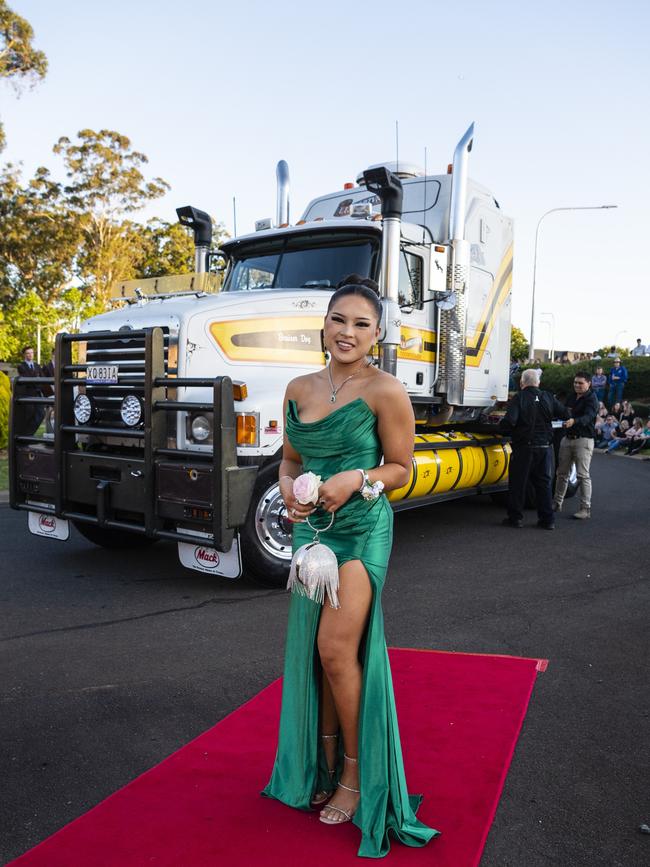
[191,414,212,442]
[120,394,143,427]
[73,394,94,424]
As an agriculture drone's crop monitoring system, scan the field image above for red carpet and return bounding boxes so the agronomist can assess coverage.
[9,648,545,866]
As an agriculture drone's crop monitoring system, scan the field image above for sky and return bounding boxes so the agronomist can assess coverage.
[2,0,648,353]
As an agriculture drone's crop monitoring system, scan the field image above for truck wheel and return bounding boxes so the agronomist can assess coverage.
[72,521,158,549]
[241,463,292,588]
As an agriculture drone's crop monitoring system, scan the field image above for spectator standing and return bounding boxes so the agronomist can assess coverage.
[630,339,646,357]
[553,371,599,520]
[607,358,628,407]
[606,346,618,358]
[508,360,520,392]
[41,351,55,397]
[591,366,607,403]
[498,368,569,530]
[15,346,45,436]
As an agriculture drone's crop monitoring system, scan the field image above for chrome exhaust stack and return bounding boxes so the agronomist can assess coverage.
[438,123,474,405]
[176,206,212,273]
[362,167,404,376]
[276,160,290,226]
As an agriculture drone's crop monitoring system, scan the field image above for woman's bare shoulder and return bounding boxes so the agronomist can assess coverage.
[365,369,411,412]
[285,372,321,402]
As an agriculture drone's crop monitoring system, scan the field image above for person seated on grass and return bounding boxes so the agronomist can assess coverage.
[604,419,632,453]
[619,400,636,427]
[624,418,650,455]
[595,414,619,449]
[609,401,622,420]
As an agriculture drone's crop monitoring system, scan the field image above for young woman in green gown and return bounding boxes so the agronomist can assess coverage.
[261,278,439,858]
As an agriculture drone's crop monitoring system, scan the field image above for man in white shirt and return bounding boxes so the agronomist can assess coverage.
[631,338,646,356]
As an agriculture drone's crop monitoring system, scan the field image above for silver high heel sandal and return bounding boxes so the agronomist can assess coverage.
[319,754,360,825]
[310,734,338,808]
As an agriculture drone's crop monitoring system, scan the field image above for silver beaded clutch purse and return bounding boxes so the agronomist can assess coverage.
[286,513,340,609]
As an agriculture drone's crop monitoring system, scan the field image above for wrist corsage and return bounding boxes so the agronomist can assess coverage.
[356,469,385,501]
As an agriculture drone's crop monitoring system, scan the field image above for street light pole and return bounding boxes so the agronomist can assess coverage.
[540,311,555,362]
[529,205,617,361]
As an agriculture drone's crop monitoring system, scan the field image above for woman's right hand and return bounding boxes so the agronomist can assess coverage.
[279,477,316,522]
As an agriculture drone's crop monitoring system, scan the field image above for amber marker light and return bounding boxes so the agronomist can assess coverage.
[343,182,354,189]
[167,342,178,376]
[237,414,258,446]
[232,381,248,401]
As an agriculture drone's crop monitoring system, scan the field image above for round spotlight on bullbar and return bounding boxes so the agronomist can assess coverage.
[191,414,212,442]
[73,393,93,425]
[120,394,143,427]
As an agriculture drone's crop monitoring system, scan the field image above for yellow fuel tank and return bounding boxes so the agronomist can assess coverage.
[387,432,511,504]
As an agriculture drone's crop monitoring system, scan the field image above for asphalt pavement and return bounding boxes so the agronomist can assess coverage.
[1,453,649,866]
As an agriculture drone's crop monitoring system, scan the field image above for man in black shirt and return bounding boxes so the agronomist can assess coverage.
[498,368,569,529]
[553,371,599,519]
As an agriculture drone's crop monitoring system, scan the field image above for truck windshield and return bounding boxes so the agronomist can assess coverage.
[224,232,379,292]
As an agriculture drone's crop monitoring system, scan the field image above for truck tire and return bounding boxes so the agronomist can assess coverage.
[72,521,158,549]
[241,462,292,587]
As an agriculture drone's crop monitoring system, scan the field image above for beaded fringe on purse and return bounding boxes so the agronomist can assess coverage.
[286,514,340,609]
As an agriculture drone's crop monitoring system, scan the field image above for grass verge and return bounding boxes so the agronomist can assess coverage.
[0,450,8,492]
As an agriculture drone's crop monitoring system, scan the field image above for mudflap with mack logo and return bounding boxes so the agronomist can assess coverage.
[177,530,242,579]
[28,510,70,541]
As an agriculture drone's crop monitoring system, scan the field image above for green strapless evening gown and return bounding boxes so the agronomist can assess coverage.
[261,398,440,858]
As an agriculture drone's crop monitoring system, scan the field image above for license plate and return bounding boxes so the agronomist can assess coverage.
[87,365,119,384]
[178,533,242,579]
[28,511,70,541]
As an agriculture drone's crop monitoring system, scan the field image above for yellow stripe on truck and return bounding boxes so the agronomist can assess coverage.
[209,317,326,365]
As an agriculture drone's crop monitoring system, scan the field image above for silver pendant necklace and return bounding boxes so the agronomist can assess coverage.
[326,359,371,403]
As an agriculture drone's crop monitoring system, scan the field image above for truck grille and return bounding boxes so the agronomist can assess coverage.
[83,327,176,428]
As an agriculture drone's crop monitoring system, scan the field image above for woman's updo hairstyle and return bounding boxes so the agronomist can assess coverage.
[326,273,382,322]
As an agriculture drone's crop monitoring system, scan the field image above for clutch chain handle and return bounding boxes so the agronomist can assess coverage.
[305,511,335,543]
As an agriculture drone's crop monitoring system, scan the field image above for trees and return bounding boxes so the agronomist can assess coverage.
[53,129,171,303]
[0,125,228,362]
[510,325,529,362]
[0,163,81,305]
[0,0,47,151]
[0,5,224,363]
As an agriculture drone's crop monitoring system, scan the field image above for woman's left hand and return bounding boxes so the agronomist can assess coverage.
[317,470,361,513]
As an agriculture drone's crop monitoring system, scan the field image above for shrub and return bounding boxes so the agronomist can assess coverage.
[0,370,10,449]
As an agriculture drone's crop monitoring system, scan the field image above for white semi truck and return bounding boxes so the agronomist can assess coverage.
[10,125,514,586]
